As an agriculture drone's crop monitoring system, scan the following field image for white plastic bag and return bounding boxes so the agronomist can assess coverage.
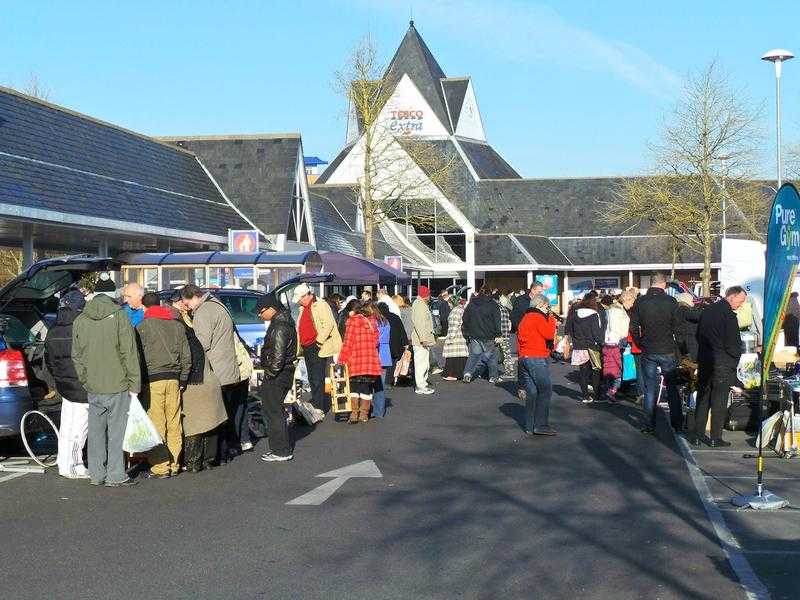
[295,400,324,425]
[123,393,163,453]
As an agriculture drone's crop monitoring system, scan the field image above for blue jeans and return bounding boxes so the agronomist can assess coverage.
[641,353,681,429]
[518,358,552,432]
[633,353,646,396]
[371,368,389,418]
[463,339,499,380]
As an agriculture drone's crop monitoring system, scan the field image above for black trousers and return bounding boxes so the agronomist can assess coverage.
[261,369,294,457]
[303,344,330,413]
[695,365,734,441]
[578,362,600,399]
[220,380,249,459]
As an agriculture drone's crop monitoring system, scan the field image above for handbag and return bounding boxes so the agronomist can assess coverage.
[562,336,572,360]
[622,347,636,381]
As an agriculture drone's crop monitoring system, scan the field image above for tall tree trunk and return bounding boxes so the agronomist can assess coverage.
[670,240,677,280]
[362,133,374,259]
[702,223,713,296]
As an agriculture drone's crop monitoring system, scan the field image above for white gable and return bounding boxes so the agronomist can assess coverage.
[377,74,449,137]
[455,80,486,141]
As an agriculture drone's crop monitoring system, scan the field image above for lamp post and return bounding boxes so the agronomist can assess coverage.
[762,49,794,187]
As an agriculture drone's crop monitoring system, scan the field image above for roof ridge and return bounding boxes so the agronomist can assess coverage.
[440,76,470,81]
[0,86,197,157]
[157,133,301,142]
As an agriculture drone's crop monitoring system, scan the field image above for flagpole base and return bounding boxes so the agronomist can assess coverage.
[731,489,789,510]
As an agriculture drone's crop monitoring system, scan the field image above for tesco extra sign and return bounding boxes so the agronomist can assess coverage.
[228,230,259,253]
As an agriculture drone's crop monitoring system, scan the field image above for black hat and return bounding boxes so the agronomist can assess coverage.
[59,290,86,311]
[95,272,116,293]
[255,293,283,314]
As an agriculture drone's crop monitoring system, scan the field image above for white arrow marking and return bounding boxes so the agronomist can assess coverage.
[286,460,382,505]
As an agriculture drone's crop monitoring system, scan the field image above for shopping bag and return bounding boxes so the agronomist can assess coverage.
[123,393,163,453]
[622,347,636,381]
[394,349,412,380]
[295,399,325,425]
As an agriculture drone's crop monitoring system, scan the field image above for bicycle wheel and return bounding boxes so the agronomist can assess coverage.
[20,410,60,467]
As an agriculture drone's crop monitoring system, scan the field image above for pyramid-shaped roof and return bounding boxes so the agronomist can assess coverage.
[383,22,452,134]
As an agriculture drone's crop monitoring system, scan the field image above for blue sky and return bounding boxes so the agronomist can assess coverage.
[2,0,799,178]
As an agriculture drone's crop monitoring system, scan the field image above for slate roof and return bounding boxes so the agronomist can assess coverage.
[0,87,248,239]
[383,23,452,134]
[441,78,469,130]
[513,235,571,265]
[551,236,723,266]
[475,177,629,235]
[459,141,520,180]
[159,135,301,237]
[315,143,354,185]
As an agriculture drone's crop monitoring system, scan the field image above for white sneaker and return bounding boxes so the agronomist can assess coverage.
[261,452,293,462]
[62,472,90,480]
[415,387,435,395]
[431,367,444,375]
[241,442,254,452]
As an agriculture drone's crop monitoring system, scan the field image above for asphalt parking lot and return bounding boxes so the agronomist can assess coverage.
[0,363,796,599]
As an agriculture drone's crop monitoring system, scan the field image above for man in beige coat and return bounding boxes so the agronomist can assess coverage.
[293,283,342,413]
[412,286,436,395]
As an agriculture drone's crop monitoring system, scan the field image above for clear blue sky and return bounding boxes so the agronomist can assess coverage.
[2,0,799,179]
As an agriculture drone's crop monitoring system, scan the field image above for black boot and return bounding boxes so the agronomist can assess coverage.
[183,435,202,473]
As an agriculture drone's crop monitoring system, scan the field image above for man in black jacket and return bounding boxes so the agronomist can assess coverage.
[462,287,502,383]
[692,286,747,447]
[629,272,682,434]
[45,290,89,479]
[257,293,297,463]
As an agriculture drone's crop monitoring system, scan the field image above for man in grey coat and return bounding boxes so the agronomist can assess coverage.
[411,286,436,395]
[181,285,248,460]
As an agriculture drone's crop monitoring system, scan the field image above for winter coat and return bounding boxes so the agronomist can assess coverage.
[438,300,451,337]
[628,288,679,356]
[568,308,604,351]
[72,295,141,394]
[260,309,298,379]
[136,305,191,384]
[697,299,742,372]
[386,312,409,360]
[297,298,342,358]
[443,305,469,359]
[338,314,382,377]
[377,320,392,367]
[399,305,414,341]
[677,303,703,361]
[179,312,226,437]
[784,313,800,348]
[604,302,630,345]
[411,298,435,347]
[510,294,531,332]
[517,308,557,359]
[44,307,88,403]
[462,295,501,341]
[192,293,239,386]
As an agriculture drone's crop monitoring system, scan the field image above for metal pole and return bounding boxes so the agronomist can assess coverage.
[776,68,783,187]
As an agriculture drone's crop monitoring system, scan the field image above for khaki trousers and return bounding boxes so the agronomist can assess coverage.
[146,379,182,475]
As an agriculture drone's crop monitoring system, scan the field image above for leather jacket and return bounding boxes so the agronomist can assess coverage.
[260,309,297,378]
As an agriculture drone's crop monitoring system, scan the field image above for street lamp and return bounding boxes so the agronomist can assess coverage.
[762,48,794,187]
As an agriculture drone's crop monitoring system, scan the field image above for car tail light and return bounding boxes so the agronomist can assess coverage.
[0,348,28,387]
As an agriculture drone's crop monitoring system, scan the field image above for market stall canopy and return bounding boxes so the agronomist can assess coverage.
[320,252,410,286]
[118,250,322,270]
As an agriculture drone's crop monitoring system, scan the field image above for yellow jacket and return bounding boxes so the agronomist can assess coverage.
[297,299,342,358]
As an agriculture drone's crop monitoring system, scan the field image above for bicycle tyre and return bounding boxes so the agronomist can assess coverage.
[20,410,60,467]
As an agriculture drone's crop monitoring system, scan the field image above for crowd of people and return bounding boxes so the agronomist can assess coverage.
[43,269,753,487]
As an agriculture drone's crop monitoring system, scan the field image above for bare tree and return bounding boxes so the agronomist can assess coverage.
[602,61,767,295]
[335,36,456,258]
[0,248,23,285]
[22,73,52,101]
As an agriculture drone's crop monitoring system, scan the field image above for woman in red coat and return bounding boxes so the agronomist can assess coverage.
[338,302,383,423]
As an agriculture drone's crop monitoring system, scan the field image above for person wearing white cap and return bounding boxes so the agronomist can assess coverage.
[292,283,342,413]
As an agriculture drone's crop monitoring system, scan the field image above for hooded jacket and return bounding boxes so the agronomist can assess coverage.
[462,295,501,341]
[192,293,239,387]
[45,307,87,403]
[568,307,604,351]
[72,295,141,394]
[260,308,297,379]
[136,305,191,384]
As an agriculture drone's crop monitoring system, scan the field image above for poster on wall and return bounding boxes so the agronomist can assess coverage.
[594,277,621,290]
[535,274,559,306]
[720,238,765,340]
[384,256,403,271]
[228,229,259,253]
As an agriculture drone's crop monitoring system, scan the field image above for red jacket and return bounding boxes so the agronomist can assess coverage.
[517,310,557,359]
[338,314,382,377]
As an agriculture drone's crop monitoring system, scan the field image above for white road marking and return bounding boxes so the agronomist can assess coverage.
[0,472,27,484]
[286,460,382,506]
[743,549,800,556]
[706,476,800,481]
[674,432,771,599]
